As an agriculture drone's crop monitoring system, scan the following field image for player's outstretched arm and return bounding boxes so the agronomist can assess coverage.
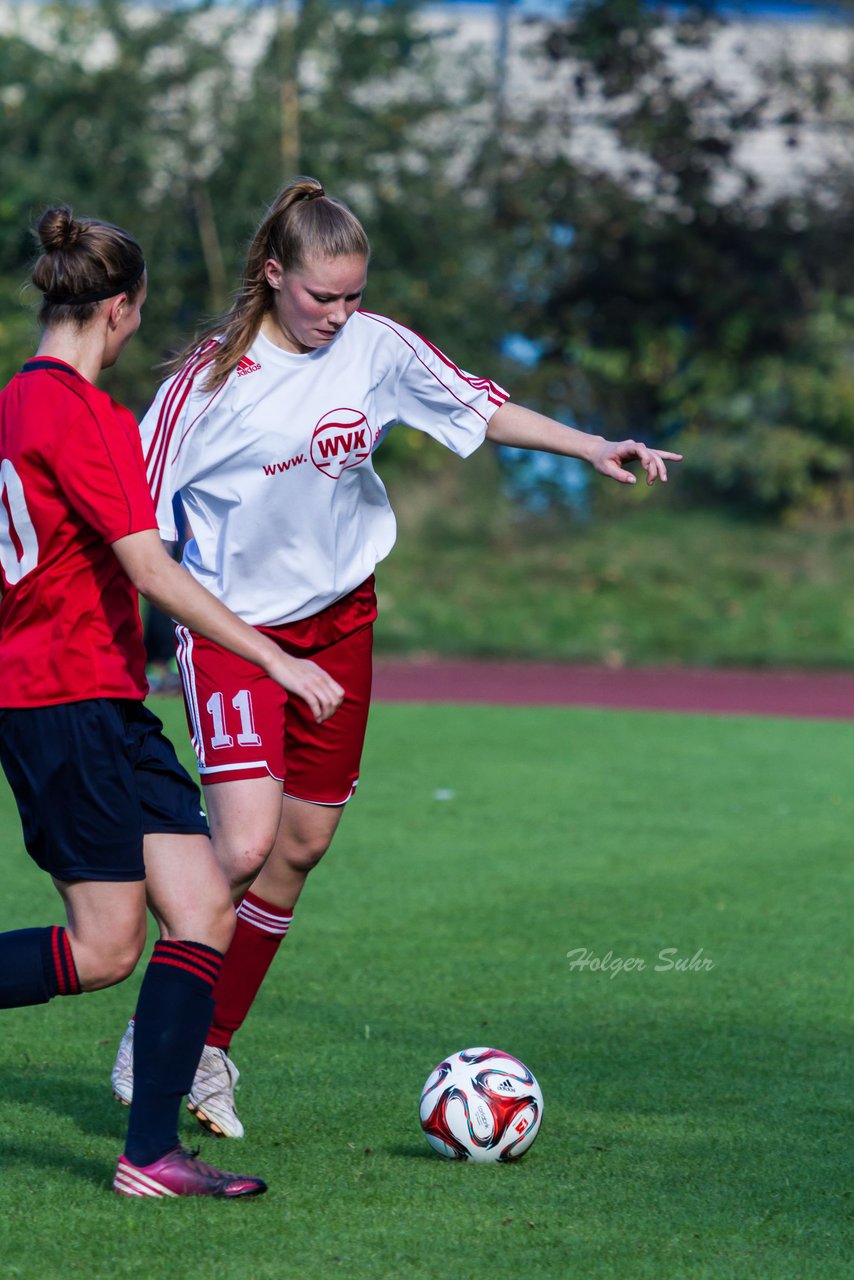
[485,402,682,486]
[112,529,344,723]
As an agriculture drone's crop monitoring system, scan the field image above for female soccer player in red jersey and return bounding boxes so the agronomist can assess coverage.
[0,205,342,1196]
[111,177,680,1138]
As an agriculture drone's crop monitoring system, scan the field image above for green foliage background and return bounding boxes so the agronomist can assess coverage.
[2,0,854,666]
[0,0,506,412]
[1,0,852,517]
[495,2,854,518]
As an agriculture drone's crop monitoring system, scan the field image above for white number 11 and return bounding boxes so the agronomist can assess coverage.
[206,688,262,749]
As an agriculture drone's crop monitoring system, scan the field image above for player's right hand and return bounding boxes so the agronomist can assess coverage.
[269,654,345,723]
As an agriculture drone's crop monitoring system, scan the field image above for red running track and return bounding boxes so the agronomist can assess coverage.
[372,659,854,719]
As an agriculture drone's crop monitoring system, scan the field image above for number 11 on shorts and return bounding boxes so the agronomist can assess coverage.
[206,689,262,749]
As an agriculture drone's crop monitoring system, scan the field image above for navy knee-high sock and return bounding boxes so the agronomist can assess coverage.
[124,940,223,1168]
[0,927,81,1008]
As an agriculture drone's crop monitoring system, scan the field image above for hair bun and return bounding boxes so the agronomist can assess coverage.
[37,206,84,253]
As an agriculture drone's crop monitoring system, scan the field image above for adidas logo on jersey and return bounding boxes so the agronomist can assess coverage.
[236,357,262,377]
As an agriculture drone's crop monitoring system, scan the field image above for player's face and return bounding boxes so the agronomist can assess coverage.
[264,254,368,354]
[103,277,147,369]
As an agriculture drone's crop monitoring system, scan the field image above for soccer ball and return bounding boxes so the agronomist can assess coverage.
[419,1047,543,1163]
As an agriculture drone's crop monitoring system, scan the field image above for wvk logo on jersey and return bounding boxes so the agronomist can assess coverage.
[310,408,374,479]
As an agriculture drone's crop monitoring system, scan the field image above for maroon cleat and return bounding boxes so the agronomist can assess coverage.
[113,1145,267,1198]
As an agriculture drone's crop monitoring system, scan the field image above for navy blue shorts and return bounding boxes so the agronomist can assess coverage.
[0,699,209,883]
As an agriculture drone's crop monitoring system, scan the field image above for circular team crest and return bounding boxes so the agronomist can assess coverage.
[311,407,372,479]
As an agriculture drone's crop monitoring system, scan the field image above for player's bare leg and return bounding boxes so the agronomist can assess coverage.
[143,832,234,953]
[184,785,344,1135]
[113,784,346,1136]
[249,793,345,908]
[111,832,234,1105]
[109,834,236,1135]
[107,830,268,1193]
[204,775,302,899]
[54,879,147,990]
[0,879,143,1010]
[109,785,281,1130]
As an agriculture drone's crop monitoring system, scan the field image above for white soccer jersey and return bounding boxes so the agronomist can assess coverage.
[141,311,508,625]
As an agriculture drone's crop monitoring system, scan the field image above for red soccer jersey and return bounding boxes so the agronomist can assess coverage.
[0,357,158,707]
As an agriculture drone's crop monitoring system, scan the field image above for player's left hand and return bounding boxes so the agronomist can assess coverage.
[592,440,682,486]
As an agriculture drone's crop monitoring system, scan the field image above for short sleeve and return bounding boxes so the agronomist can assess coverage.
[54,397,157,544]
[371,316,509,457]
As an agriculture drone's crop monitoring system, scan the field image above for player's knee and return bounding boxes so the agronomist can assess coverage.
[282,832,333,876]
[164,892,236,955]
[78,931,146,992]
[220,837,277,890]
[204,899,236,954]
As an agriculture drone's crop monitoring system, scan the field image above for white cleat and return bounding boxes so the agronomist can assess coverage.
[187,1045,245,1139]
[111,1022,245,1140]
[111,1019,135,1106]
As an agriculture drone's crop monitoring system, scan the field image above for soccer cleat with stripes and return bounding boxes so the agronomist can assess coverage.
[187,1044,245,1139]
[113,1145,266,1198]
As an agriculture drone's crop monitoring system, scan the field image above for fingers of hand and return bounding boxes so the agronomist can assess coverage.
[314,675,344,723]
[617,443,682,485]
[644,449,683,483]
[598,442,683,487]
[606,462,636,484]
[643,454,667,485]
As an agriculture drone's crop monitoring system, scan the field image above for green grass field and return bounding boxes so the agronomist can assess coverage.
[0,698,851,1279]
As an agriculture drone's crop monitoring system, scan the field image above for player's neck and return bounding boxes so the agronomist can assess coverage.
[259,312,309,355]
[35,329,105,386]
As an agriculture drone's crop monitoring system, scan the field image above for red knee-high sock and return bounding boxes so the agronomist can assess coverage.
[205,891,293,1051]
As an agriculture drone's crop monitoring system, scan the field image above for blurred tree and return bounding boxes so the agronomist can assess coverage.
[0,0,241,408]
[0,0,507,428]
[206,0,505,373]
[498,0,854,518]
[3,0,853,520]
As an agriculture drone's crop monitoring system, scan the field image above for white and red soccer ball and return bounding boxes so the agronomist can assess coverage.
[419,1047,543,1163]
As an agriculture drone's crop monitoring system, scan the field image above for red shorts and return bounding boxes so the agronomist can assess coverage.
[175,578,376,805]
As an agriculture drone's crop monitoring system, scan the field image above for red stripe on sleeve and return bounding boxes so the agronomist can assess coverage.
[146,343,218,506]
[361,313,508,420]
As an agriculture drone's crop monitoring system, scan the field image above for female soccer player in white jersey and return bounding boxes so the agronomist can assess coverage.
[111,177,680,1138]
[0,205,342,1196]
